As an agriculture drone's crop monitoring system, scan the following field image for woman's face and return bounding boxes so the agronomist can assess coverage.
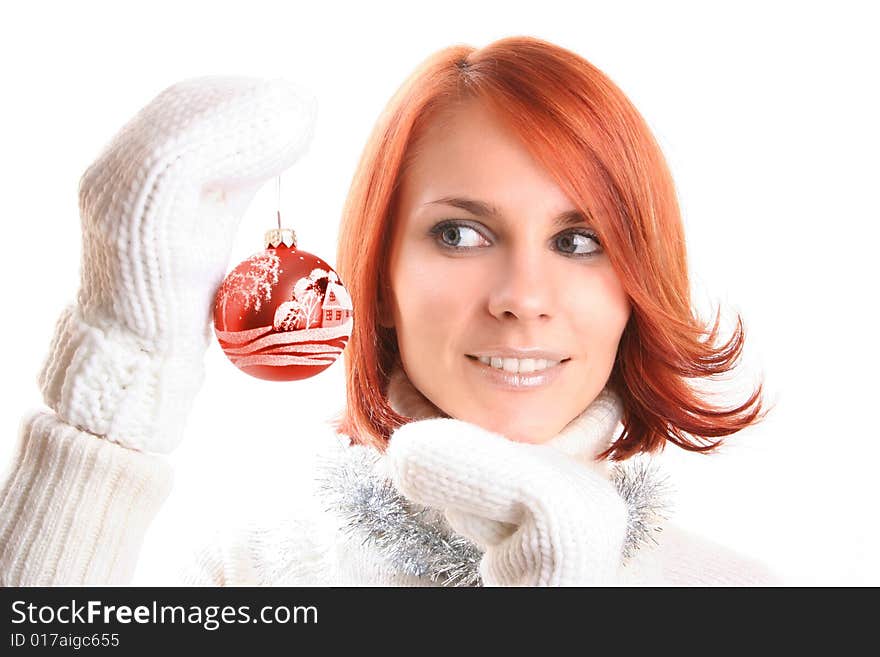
[382,99,631,444]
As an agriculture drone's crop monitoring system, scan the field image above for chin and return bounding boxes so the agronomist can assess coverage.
[478,417,555,445]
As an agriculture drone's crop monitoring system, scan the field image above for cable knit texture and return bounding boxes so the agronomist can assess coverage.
[0,411,172,585]
[1,75,317,585]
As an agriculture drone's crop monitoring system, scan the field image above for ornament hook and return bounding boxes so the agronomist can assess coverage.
[266,175,296,248]
[276,175,282,230]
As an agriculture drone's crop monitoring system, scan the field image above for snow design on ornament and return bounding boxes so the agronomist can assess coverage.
[214,321,352,368]
[214,252,353,380]
[215,251,281,331]
[273,268,339,331]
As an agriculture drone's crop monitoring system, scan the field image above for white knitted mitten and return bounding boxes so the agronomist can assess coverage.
[386,419,629,586]
[38,76,317,453]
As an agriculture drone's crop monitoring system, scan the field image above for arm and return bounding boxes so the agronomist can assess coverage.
[0,76,317,585]
[0,411,172,585]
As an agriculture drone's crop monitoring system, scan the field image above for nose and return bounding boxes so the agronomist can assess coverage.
[486,247,555,321]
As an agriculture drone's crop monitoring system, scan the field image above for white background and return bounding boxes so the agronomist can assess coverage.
[0,0,877,585]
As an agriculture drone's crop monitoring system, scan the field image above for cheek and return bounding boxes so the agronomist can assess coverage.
[570,267,631,356]
[391,247,478,352]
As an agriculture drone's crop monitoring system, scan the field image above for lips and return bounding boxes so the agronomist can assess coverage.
[466,354,567,390]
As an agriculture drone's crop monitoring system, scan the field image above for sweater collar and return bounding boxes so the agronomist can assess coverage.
[384,364,624,472]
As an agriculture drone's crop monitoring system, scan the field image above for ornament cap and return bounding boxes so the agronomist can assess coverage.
[265,228,297,249]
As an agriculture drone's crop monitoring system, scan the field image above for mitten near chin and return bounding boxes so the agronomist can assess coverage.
[387,416,629,586]
[37,304,207,453]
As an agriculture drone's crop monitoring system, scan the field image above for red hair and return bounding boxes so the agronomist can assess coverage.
[334,36,771,460]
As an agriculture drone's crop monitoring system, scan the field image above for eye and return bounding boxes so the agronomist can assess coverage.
[553,230,602,257]
[430,220,491,250]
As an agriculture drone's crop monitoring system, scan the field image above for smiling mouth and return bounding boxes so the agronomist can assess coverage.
[465,354,571,374]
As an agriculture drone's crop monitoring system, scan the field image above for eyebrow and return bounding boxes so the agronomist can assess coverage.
[424,196,591,228]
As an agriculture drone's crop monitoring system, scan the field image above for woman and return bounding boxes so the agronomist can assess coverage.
[0,36,779,586]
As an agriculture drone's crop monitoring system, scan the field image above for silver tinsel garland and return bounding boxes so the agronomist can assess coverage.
[314,442,672,586]
[611,457,674,561]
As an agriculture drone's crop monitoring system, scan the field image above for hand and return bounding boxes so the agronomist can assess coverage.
[38,76,317,453]
[386,418,628,586]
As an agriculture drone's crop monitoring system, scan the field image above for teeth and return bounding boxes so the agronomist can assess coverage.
[476,356,561,373]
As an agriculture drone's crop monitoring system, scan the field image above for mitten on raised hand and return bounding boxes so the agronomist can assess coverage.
[38,76,317,453]
[386,418,628,586]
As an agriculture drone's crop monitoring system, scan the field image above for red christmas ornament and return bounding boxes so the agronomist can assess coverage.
[213,227,353,381]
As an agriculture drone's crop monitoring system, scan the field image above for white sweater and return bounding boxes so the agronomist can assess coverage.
[0,76,780,587]
[0,364,781,587]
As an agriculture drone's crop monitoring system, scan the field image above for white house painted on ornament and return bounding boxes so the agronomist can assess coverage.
[322,282,353,327]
